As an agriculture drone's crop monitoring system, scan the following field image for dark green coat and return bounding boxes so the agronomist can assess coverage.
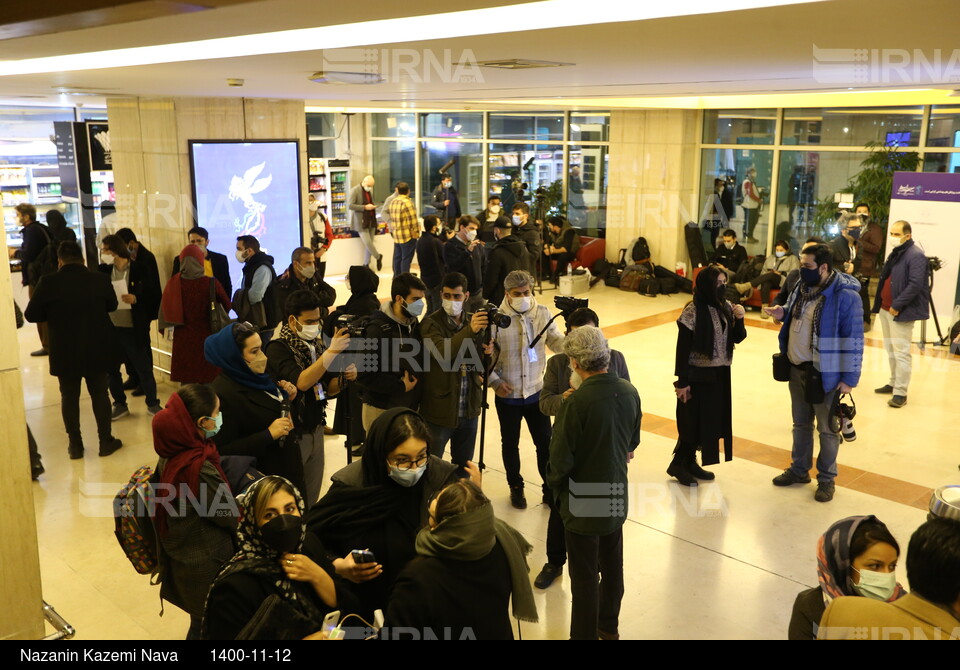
[547,372,641,536]
[418,309,486,428]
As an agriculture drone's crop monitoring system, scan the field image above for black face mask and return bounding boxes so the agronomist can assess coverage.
[260,514,302,554]
[715,286,727,302]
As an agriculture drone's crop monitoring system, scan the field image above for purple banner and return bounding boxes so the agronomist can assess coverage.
[891,171,960,203]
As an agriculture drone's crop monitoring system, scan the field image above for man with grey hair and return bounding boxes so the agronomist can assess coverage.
[547,325,641,640]
[349,174,383,270]
[489,269,565,509]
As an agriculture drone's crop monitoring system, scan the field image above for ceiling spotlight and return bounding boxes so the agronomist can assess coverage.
[226,78,245,87]
[309,71,384,85]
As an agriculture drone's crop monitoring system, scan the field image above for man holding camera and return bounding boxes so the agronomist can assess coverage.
[274,246,337,320]
[419,272,491,470]
[489,270,565,509]
[872,221,929,409]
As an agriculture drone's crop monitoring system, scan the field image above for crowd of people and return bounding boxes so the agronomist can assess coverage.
[14,187,958,640]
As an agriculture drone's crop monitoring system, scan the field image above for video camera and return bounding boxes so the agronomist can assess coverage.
[478,303,511,329]
[310,230,328,252]
[555,295,588,316]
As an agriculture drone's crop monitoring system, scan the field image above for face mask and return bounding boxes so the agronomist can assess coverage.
[489,205,500,214]
[201,412,223,438]
[295,319,320,342]
[510,296,533,313]
[403,298,425,318]
[247,350,268,374]
[260,514,302,554]
[128,245,137,257]
[569,367,583,390]
[888,236,902,249]
[442,299,463,318]
[297,263,316,279]
[724,241,735,250]
[443,182,451,189]
[847,227,861,240]
[800,267,822,286]
[388,463,427,488]
[775,251,786,258]
[512,215,523,226]
[852,568,897,602]
[100,253,115,265]
[465,229,477,242]
[363,185,372,193]
[235,249,248,263]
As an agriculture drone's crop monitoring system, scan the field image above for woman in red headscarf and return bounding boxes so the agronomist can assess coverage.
[160,244,231,383]
[153,384,239,639]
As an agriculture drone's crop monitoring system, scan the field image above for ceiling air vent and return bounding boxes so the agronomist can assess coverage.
[474,59,574,70]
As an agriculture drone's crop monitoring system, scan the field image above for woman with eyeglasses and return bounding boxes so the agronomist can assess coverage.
[204,322,304,497]
[306,408,473,617]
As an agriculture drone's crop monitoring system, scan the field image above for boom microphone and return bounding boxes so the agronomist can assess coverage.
[438,158,456,174]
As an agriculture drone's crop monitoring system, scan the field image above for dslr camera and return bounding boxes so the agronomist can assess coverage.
[310,229,328,252]
[335,314,367,338]
[555,295,588,316]
[478,303,511,329]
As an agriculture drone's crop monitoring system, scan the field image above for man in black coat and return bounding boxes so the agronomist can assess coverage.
[712,229,748,274]
[511,202,541,276]
[476,195,510,247]
[24,241,123,458]
[483,220,529,307]
[416,215,448,315]
[432,173,461,225]
[17,203,52,356]
[443,216,484,302]
[274,246,337,319]
[236,235,281,340]
[170,225,233,297]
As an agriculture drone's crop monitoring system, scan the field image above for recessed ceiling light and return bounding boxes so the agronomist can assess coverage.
[309,71,384,85]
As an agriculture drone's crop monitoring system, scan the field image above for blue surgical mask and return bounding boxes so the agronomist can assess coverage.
[512,215,523,226]
[388,463,426,487]
[775,250,786,258]
[404,298,425,318]
[800,267,822,286]
[852,568,897,602]
[202,412,223,438]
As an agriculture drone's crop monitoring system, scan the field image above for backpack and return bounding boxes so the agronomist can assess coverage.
[630,237,652,265]
[619,267,644,292]
[639,278,660,297]
[113,465,162,579]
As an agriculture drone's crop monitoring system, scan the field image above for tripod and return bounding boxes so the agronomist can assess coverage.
[918,262,948,351]
[476,328,495,472]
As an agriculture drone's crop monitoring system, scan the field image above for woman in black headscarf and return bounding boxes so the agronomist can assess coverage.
[667,266,747,486]
[305,408,464,617]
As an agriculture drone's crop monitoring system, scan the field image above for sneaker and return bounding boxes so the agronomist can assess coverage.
[735,282,753,296]
[772,469,811,486]
[111,404,130,421]
[814,481,836,502]
[131,387,145,397]
[888,395,907,408]
[509,486,527,510]
[98,438,123,457]
[122,378,139,391]
[874,384,894,394]
[67,442,84,460]
[534,563,563,590]
[30,348,49,357]
[147,402,163,416]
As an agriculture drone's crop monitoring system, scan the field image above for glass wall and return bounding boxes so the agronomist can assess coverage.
[420,141,483,218]
[698,148,773,255]
[782,106,923,146]
[420,112,483,139]
[371,112,417,138]
[570,113,610,142]
[568,145,607,234]
[371,140,416,200]
[306,112,337,157]
[927,105,960,148]
[703,109,777,144]
[488,113,564,141]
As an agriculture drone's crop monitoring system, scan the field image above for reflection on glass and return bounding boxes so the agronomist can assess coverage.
[371,113,417,138]
[420,113,483,139]
[782,107,922,146]
[488,143,563,215]
[567,146,607,235]
[922,152,960,173]
[927,106,960,148]
[570,113,610,142]
[372,141,416,204]
[698,148,773,254]
[489,113,564,141]
[419,141,483,220]
[702,109,776,144]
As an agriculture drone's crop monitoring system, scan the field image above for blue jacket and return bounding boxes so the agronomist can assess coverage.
[871,239,929,323]
[778,272,864,393]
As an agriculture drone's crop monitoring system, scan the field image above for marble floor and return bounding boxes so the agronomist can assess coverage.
[14,272,959,640]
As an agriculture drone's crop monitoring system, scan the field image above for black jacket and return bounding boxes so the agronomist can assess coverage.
[432,184,461,223]
[829,235,862,276]
[712,242,748,273]
[98,255,162,343]
[354,304,423,411]
[274,265,337,318]
[172,249,232,297]
[515,223,541,273]
[210,373,305,497]
[19,221,50,286]
[415,232,446,288]
[476,210,510,244]
[24,263,119,378]
[443,236,482,295]
[241,252,281,328]
[323,266,381,338]
[484,235,529,307]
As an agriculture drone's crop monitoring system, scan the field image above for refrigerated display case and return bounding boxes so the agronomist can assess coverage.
[326,160,352,239]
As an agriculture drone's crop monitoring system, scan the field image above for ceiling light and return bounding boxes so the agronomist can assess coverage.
[309,71,384,85]
[0,0,828,76]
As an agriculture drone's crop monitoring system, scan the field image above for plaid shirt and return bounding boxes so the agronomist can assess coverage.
[387,194,419,244]
[489,301,565,400]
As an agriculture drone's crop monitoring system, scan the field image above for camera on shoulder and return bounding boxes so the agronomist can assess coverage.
[555,295,588,316]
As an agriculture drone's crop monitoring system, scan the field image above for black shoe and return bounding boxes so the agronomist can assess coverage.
[667,459,698,487]
[111,404,130,421]
[772,468,811,486]
[814,481,836,502]
[888,395,907,408]
[98,438,123,457]
[874,384,894,394]
[534,563,563,589]
[131,387,145,397]
[510,486,527,509]
[30,348,49,357]
[376,255,383,272]
[31,460,45,480]
[67,443,84,460]
[122,378,139,390]
[686,458,715,481]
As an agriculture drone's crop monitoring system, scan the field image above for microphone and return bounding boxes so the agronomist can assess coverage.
[279,400,291,447]
[522,156,535,171]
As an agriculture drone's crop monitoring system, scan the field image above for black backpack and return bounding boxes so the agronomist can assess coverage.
[631,237,652,265]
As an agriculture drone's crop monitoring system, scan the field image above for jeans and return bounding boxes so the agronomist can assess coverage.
[743,206,759,239]
[566,527,624,640]
[59,372,113,445]
[788,364,840,483]
[427,417,478,468]
[108,327,158,407]
[545,493,567,567]
[878,309,914,396]
[495,397,553,491]
[751,271,782,305]
[393,239,417,275]
[297,425,326,506]
[359,228,380,265]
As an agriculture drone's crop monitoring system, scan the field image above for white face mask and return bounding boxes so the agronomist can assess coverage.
[509,295,533,313]
[489,205,500,214]
[442,299,463,318]
[363,184,373,193]
[236,249,248,263]
[297,263,316,279]
[888,235,902,249]
[295,319,320,342]
[569,366,583,390]
[512,215,523,226]
[724,241,735,250]
[852,568,898,602]
[775,250,785,258]
[465,229,477,242]
[100,253,115,265]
